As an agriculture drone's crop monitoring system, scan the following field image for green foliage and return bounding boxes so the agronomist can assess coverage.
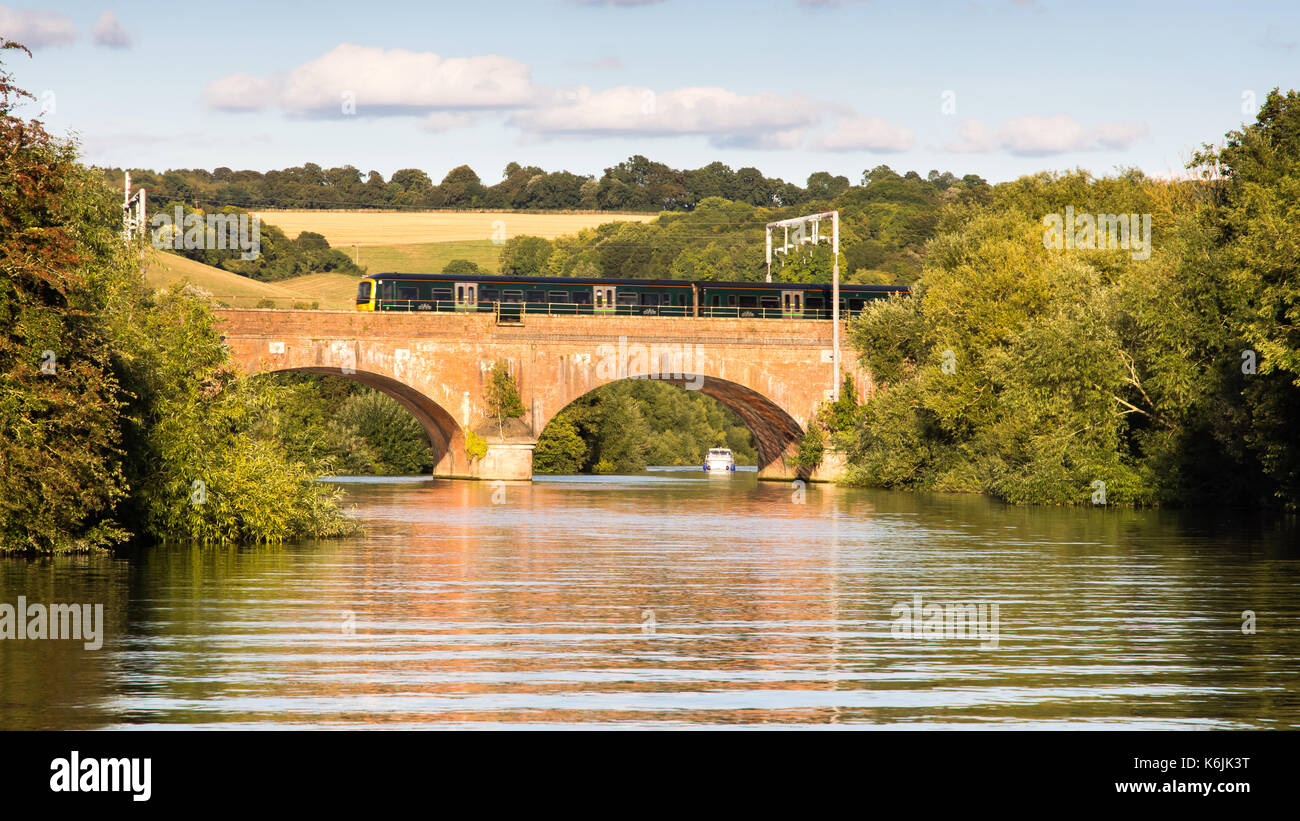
[532,412,585,473]
[465,430,488,462]
[108,289,355,542]
[1,41,128,551]
[0,45,353,550]
[332,390,434,474]
[537,173,984,284]
[443,258,489,275]
[498,235,554,276]
[1190,88,1300,505]
[250,374,434,476]
[795,424,825,470]
[484,360,525,437]
[846,139,1300,508]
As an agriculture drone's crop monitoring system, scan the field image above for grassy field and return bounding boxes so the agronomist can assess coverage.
[353,240,502,274]
[252,209,655,247]
[145,251,359,309]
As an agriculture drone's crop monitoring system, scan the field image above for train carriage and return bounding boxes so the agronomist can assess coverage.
[354,272,908,319]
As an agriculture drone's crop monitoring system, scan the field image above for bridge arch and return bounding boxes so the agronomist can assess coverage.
[259,367,466,477]
[535,373,805,471]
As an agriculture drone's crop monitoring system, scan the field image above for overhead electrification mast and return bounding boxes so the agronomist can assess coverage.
[765,210,841,400]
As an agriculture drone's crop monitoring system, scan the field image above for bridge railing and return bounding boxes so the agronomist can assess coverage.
[370,299,867,320]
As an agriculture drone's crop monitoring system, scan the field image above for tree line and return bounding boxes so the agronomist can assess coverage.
[97,156,986,216]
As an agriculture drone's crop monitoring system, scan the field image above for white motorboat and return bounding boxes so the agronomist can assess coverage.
[703,447,736,472]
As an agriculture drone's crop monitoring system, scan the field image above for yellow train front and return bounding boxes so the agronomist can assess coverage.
[355,272,906,318]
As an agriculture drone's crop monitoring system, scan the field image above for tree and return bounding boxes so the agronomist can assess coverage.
[498,235,553,277]
[806,171,850,200]
[484,360,525,438]
[443,258,487,275]
[439,165,485,207]
[532,411,586,473]
[1190,88,1300,506]
[0,40,128,551]
[0,41,352,549]
[796,424,825,470]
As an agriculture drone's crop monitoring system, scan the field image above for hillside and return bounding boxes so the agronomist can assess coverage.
[145,251,358,309]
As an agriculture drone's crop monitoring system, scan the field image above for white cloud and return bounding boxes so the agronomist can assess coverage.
[203,43,886,151]
[945,114,1149,155]
[811,115,914,152]
[0,6,76,48]
[204,44,534,117]
[91,10,130,48]
[510,85,826,147]
[422,111,479,132]
[1091,120,1150,149]
[565,56,622,70]
[203,72,277,111]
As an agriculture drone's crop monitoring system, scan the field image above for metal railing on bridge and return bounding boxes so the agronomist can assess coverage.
[370,300,864,320]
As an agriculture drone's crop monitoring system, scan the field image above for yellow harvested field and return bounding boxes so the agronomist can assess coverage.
[251,210,656,247]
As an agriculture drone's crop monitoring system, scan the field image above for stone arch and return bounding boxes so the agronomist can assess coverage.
[258,367,467,477]
[536,373,804,471]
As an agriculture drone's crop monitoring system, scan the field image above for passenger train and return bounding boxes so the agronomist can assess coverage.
[355,272,909,320]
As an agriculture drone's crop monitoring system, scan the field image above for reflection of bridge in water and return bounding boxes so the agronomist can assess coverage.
[215,309,868,481]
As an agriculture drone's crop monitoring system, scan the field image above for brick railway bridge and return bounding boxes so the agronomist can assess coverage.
[214,309,868,481]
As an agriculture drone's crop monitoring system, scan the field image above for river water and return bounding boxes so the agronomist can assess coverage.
[1,471,1297,729]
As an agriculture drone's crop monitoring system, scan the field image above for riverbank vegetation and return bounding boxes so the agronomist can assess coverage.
[0,42,353,552]
[847,89,1300,510]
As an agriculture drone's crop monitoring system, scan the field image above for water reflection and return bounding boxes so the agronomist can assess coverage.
[1,473,1297,728]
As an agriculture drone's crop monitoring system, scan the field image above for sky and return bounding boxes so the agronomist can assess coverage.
[3,0,1298,187]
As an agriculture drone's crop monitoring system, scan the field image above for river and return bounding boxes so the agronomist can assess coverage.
[1,471,1297,729]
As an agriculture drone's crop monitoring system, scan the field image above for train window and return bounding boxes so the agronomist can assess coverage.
[547,291,570,304]
[739,296,758,308]
[357,281,372,300]
[760,296,779,309]
[432,288,452,301]
[710,295,720,307]
[480,289,500,302]
[849,299,865,311]
[806,297,824,309]
[398,286,418,300]
[526,290,545,303]
[641,293,659,306]
[573,291,591,305]
[503,290,524,303]
[381,282,395,300]
[616,292,639,306]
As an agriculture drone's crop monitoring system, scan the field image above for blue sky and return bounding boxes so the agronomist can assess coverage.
[4,0,1297,185]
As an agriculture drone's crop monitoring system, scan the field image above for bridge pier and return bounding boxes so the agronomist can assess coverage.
[756,446,850,484]
[475,440,536,481]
